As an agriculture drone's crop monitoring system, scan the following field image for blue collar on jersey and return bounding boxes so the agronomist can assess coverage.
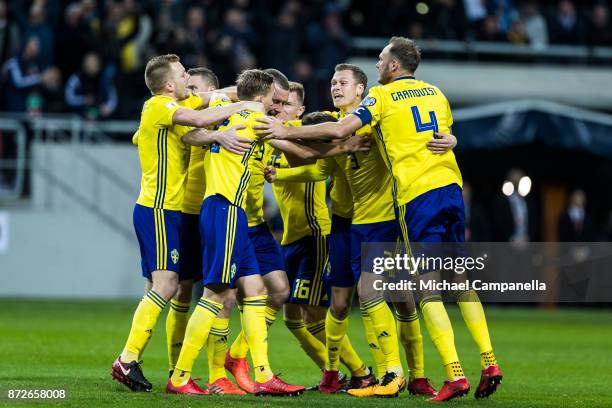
[393,75,416,81]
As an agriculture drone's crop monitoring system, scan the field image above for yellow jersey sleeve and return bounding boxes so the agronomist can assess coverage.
[276,160,329,182]
[245,142,273,226]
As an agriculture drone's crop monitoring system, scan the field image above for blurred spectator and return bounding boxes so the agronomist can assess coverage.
[463,181,490,242]
[430,0,467,40]
[478,15,506,41]
[212,8,258,80]
[520,1,548,50]
[489,0,518,34]
[263,6,300,77]
[2,37,44,113]
[548,0,585,45]
[54,2,98,80]
[493,168,538,242]
[23,2,54,68]
[0,0,21,65]
[557,189,597,242]
[586,3,611,46]
[40,67,64,113]
[463,0,488,37]
[65,52,117,120]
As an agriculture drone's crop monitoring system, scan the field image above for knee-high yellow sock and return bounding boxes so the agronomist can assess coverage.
[456,290,497,368]
[308,318,367,376]
[243,296,273,382]
[121,290,167,363]
[324,311,347,371]
[361,298,403,377]
[207,317,230,383]
[265,306,278,329]
[166,299,190,371]
[286,318,326,369]
[420,297,464,380]
[361,307,386,378]
[395,310,425,380]
[229,305,250,359]
[171,298,223,386]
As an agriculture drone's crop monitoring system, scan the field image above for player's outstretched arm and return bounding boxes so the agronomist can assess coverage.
[427,131,457,155]
[182,125,251,154]
[172,101,262,128]
[197,86,238,106]
[255,115,363,141]
[269,135,369,161]
[264,163,327,184]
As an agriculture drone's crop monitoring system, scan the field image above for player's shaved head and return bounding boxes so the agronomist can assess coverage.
[288,82,305,105]
[187,67,219,89]
[236,69,274,101]
[388,36,421,73]
[145,54,180,94]
[302,111,337,126]
[263,68,290,90]
[334,63,368,88]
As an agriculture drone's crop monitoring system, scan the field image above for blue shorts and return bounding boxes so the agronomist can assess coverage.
[179,213,203,282]
[282,234,330,307]
[133,204,182,278]
[351,219,399,277]
[397,184,466,272]
[199,195,260,288]
[248,222,285,275]
[327,215,354,287]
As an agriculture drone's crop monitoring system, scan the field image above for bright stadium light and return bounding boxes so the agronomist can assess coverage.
[518,176,532,197]
[502,181,514,196]
[416,2,429,15]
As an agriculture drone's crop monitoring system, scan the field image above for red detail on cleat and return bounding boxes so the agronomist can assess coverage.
[319,370,342,394]
[224,350,255,393]
[254,375,305,396]
[475,364,503,399]
[408,378,438,396]
[430,378,470,402]
[207,377,247,395]
[165,378,209,395]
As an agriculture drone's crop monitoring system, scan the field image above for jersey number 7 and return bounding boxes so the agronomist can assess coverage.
[411,106,438,133]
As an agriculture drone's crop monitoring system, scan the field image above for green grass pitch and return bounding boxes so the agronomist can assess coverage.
[1,299,611,407]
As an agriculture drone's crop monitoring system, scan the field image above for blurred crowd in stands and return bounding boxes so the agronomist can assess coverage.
[0,0,610,119]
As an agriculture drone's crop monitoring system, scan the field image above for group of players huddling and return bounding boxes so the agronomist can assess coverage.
[111,36,503,401]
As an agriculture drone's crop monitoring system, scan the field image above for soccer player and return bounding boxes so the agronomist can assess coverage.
[165,67,245,395]
[256,37,503,401]
[270,83,375,392]
[166,69,306,396]
[111,54,262,392]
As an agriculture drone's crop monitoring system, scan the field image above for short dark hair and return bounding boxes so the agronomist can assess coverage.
[288,81,305,104]
[187,67,219,89]
[302,111,337,126]
[236,69,274,101]
[144,54,180,94]
[388,36,421,73]
[334,63,368,88]
[263,68,290,90]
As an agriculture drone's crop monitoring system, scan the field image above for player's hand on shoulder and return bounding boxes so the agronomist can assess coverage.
[218,125,250,154]
[264,165,277,183]
[254,116,288,140]
[343,133,371,153]
[427,132,457,154]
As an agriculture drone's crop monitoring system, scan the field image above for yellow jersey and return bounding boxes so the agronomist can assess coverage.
[182,145,208,214]
[352,76,462,206]
[245,143,274,226]
[203,96,264,209]
[270,151,331,245]
[135,93,202,210]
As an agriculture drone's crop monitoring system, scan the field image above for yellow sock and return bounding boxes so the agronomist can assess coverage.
[361,298,403,377]
[243,296,273,382]
[166,299,190,371]
[171,298,223,386]
[285,318,326,369]
[229,305,250,359]
[265,306,278,329]
[340,335,367,377]
[395,310,425,380]
[456,290,496,368]
[207,317,230,383]
[306,319,326,343]
[324,311,346,371]
[420,297,464,380]
[361,307,386,378]
[121,290,167,363]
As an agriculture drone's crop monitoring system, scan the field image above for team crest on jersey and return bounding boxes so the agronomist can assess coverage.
[171,249,179,264]
[362,96,376,107]
[165,101,179,109]
[230,263,237,279]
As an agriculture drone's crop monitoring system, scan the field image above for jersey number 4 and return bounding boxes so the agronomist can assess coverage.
[411,106,438,133]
